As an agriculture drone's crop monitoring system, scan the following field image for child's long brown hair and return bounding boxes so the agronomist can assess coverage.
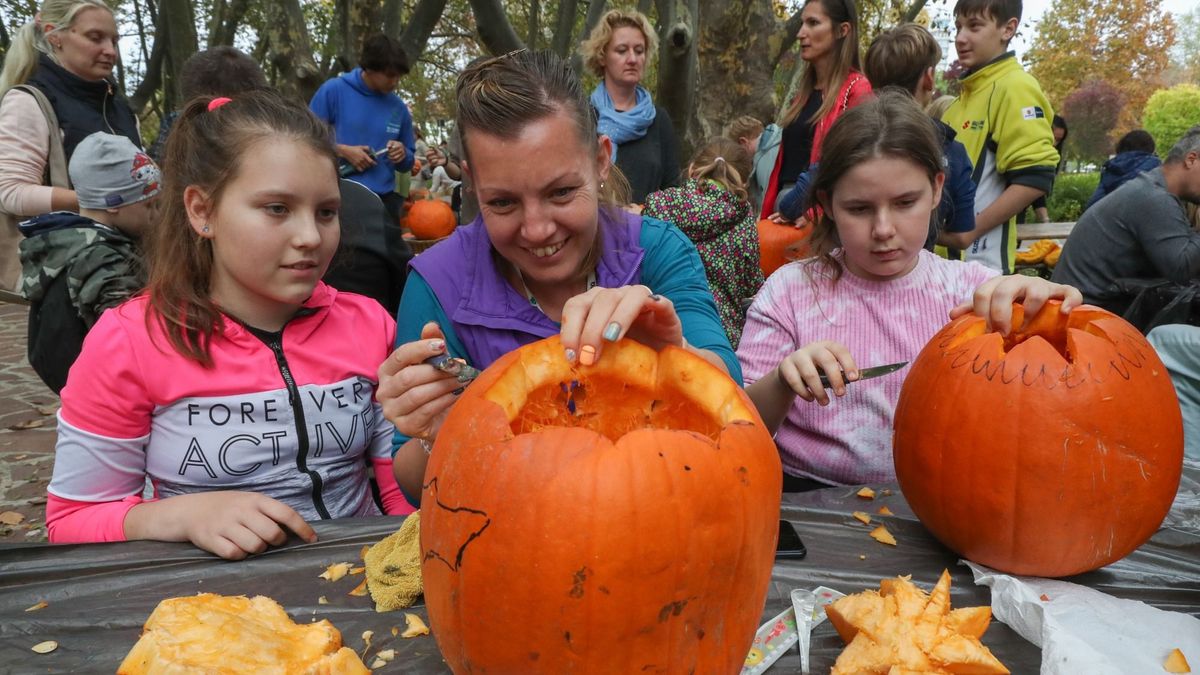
[688,137,751,202]
[804,89,944,282]
[145,90,337,366]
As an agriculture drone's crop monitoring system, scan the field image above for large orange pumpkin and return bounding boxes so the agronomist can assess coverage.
[421,336,781,673]
[893,301,1184,577]
[404,194,456,239]
[757,218,812,277]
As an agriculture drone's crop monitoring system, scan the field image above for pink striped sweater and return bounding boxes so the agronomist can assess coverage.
[737,250,997,485]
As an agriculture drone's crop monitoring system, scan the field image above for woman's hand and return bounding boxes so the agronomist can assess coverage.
[124,492,317,561]
[774,340,859,406]
[559,285,683,365]
[377,322,464,440]
[950,275,1083,336]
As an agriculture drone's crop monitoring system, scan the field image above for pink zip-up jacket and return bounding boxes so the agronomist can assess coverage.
[47,282,411,543]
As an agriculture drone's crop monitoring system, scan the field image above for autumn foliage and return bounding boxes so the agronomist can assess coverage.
[1061,80,1124,163]
[1026,0,1175,132]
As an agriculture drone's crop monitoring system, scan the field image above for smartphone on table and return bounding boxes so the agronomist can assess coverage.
[776,520,807,559]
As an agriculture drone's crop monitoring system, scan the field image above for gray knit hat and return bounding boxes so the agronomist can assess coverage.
[69,133,162,210]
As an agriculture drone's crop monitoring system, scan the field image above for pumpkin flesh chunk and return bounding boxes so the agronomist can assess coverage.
[826,572,1008,675]
[117,594,369,674]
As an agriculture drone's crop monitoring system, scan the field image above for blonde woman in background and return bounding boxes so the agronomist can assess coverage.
[579,9,681,203]
[0,0,141,289]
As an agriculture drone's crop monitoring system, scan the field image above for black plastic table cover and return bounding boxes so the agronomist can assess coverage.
[2,467,1197,674]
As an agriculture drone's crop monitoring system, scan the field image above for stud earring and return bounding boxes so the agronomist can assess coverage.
[201,225,210,233]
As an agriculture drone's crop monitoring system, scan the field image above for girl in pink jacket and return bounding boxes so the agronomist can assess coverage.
[46,91,411,560]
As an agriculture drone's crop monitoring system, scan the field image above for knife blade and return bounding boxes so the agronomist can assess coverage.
[817,361,908,389]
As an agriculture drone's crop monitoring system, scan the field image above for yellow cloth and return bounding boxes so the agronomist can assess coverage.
[364,512,423,612]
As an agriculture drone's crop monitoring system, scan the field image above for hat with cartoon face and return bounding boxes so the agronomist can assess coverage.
[69,133,162,210]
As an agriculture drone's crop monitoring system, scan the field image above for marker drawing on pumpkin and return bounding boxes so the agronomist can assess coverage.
[420,477,492,572]
[937,310,1152,388]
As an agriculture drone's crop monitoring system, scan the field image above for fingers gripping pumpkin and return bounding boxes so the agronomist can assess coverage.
[420,336,781,674]
[893,301,1184,577]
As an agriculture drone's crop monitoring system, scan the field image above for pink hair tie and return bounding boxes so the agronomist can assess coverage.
[207,97,233,112]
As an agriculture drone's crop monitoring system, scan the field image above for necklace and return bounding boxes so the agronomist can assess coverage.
[516,268,598,317]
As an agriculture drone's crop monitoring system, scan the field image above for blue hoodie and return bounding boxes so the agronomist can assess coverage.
[309,68,415,195]
[1084,151,1161,213]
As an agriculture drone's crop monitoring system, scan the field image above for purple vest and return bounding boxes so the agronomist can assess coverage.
[410,208,645,368]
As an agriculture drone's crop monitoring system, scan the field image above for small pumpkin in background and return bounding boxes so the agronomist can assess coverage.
[403,192,456,240]
[757,218,812,277]
[893,301,1183,577]
[421,336,781,674]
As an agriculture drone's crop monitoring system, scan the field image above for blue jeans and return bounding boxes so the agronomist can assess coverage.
[1148,324,1200,462]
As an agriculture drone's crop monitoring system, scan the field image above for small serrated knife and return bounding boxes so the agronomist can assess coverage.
[817,361,908,389]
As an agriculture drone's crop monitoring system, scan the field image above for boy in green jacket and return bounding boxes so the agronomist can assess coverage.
[942,0,1059,273]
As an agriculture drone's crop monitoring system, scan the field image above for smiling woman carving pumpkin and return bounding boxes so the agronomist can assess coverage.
[377,50,738,504]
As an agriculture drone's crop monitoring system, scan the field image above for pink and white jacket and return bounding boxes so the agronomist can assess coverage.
[47,282,410,543]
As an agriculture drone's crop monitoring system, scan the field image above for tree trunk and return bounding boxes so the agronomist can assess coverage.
[903,0,930,22]
[696,0,780,134]
[527,0,541,49]
[398,0,451,66]
[655,0,699,161]
[774,10,802,67]
[129,24,167,113]
[572,0,610,73]
[466,0,524,54]
[550,0,580,58]
[159,0,199,111]
[337,0,382,74]
[262,0,324,102]
[211,0,250,47]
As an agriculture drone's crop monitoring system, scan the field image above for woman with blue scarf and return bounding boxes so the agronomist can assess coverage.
[581,9,680,204]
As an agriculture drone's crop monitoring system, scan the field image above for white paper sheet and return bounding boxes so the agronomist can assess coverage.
[967,562,1200,674]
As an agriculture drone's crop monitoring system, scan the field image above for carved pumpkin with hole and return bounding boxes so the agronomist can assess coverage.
[404,194,456,239]
[421,336,781,674]
[893,301,1184,577]
[757,218,811,277]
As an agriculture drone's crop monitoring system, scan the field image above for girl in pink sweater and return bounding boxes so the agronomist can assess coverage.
[738,91,1081,490]
[46,91,411,560]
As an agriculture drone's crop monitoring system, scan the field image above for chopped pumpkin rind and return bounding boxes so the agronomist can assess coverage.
[826,571,1007,675]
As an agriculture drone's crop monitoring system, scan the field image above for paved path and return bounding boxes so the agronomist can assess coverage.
[0,301,56,544]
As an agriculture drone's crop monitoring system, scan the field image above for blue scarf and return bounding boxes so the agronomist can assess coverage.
[590,83,657,162]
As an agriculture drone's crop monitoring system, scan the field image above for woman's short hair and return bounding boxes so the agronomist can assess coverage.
[579,9,659,79]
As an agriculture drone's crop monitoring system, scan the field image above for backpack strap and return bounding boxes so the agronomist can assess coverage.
[12,84,70,189]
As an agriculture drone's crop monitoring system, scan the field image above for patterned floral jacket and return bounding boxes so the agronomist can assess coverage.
[644,178,764,348]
